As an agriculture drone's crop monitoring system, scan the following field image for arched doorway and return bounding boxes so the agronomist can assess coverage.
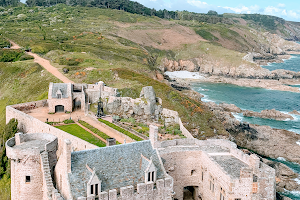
[183,186,200,200]
[55,105,64,113]
[73,98,81,111]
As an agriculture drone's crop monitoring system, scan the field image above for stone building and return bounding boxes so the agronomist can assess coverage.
[48,81,118,113]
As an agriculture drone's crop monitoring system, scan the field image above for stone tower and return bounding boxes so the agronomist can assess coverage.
[6,132,58,200]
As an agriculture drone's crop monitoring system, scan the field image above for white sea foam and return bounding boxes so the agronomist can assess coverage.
[201,94,214,103]
[232,113,243,122]
[277,157,287,162]
[289,129,300,134]
[164,71,204,79]
[295,178,300,185]
[296,141,300,146]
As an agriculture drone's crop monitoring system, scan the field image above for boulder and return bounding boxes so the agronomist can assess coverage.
[219,103,242,113]
[243,109,294,121]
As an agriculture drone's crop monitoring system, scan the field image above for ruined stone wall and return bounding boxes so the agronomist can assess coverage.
[6,105,98,155]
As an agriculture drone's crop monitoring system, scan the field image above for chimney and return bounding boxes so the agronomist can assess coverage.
[64,139,72,173]
[106,138,116,146]
[149,125,158,147]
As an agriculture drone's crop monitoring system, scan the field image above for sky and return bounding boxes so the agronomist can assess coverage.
[134,0,300,21]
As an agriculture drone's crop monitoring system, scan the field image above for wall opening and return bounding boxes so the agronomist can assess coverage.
[183,186,199,200]
[25,176,31,183]
[73,98,81,111]
[55,105,64,113]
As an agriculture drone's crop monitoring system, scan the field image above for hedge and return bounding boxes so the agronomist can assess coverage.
[78,120,111,140]
[98,119,143,141]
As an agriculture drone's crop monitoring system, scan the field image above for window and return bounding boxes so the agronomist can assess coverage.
[191,170,196,176]
[201,171,204,181]
[220,187,225,200]
[95,184,98,195]
[147,171,155,182]
[57,94,62,99]
[235,199,241,200]
[25,176,30,183]
[209,175,214,193]
[91,184,94,195]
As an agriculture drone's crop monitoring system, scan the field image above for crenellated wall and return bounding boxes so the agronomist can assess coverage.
[76,177,173,200]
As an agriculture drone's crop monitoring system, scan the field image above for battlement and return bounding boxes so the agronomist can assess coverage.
[77,177,173,200]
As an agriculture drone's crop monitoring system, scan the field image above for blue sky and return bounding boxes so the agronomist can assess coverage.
[134,0,300,21]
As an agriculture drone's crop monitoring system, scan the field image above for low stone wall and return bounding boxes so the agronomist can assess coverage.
[114,121,148,140]
[178,118,194,139]
[6,105,98,155]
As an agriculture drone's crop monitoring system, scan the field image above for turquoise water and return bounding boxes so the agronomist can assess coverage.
[192,83,300,133]
[262,54,300,72]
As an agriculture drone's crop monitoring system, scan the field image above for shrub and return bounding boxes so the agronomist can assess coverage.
[58,57,80,66]
[0,49,24,62]
[19,54,34,61]
[63,119,74,124]
[0,37,10,48]
[98,118,143,141]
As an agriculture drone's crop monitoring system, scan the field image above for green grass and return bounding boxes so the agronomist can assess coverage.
[78,120,111,140]
[56,124,106,147]
[98,118,143,141]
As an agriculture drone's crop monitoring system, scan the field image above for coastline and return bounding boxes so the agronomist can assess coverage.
[165,72,300,93]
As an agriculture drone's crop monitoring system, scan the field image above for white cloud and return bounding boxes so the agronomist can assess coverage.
[186,0,208,8]
[278,3,285,8]
[223,5,260,14]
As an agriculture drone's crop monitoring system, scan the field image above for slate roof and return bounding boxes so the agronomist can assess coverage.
[211,155,248,179]
[68,141,165,199]
[52,83,68,98]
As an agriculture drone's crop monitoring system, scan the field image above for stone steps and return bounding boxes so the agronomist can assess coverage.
[41,151,55,200]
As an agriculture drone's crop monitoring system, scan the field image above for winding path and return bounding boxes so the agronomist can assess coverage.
[9,40,73,83]
[10,40,130,144]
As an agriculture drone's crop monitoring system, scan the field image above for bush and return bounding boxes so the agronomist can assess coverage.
[63,119,74,124]
[58,57,80,66]
[0,37,10,48]
[98,118,143,141]
[78,120,111,140]
[19,54,34,61]
[0,49,24,62]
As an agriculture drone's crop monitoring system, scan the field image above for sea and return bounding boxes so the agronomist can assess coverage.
[168,52,300,199]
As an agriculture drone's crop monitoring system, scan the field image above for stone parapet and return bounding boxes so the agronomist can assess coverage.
[76,178,173,200]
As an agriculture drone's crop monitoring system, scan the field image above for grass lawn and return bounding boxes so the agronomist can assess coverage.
[56,124,106,147]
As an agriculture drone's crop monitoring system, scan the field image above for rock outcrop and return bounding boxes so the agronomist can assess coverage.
[243,109,294,121]
[289,110,300,115]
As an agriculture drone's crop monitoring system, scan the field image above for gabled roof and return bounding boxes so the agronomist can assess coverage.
[68,141,165,199]
[52,83,69,98]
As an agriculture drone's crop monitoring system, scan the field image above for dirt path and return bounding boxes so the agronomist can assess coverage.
[8,40,73,83]
[27,52,74,83]
[75,121,107,143]
[9,40,21,49]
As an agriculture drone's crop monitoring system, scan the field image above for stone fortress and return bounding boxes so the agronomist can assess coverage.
[5,81,276,200]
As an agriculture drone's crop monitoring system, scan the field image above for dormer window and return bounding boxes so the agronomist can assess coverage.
[57,94,62,99]
[86,164,101,198]
[140,154,157,183]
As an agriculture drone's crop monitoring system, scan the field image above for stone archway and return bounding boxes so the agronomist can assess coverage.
[183,186,200,200]
[55,105,64,113]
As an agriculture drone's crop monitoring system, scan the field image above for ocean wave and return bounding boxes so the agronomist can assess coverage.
[296,141,300,146]
[201,94,214,103]
[277,157,287,162]
[164,71,204,79]
[232,113,243,122]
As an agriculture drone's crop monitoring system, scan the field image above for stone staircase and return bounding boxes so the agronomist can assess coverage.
[41,151,55,200]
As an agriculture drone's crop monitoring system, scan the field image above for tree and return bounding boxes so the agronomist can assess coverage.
[207,10,218,16]
[0,118,18,178]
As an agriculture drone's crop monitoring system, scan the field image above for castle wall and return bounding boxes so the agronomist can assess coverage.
[48,97,72,113]
[6,105,98,155]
